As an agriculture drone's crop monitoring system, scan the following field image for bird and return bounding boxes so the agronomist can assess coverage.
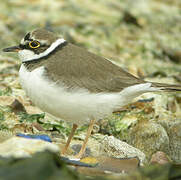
[3,29,181,159]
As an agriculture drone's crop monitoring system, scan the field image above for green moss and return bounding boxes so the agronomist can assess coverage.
[18,112,45,123]
[0,112,4,121]
[0,87,12,96]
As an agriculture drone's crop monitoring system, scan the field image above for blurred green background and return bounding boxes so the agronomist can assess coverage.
[1,0,181,79]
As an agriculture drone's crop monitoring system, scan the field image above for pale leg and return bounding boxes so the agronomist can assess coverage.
[61,123,78,155]
[75,119,95,159]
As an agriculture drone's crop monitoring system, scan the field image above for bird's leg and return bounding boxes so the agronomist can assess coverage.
[75,119,95,159]
[61,123,78,155]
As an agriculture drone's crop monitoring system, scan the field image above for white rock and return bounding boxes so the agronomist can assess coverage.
[0,137,59,158]
[101,135,146,165]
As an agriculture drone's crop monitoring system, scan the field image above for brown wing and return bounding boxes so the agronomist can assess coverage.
[43,43,145,93]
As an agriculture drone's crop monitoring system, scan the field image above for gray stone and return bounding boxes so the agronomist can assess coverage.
[127,122,170,160]
[0,137,59,158]
[101,135,146,165]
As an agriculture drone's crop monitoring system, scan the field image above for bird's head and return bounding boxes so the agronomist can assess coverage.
[3,29,66,62]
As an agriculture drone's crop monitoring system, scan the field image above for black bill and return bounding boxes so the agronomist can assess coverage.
[2,46,22,52]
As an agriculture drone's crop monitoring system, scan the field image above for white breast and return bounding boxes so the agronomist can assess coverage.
[19,64,158,125]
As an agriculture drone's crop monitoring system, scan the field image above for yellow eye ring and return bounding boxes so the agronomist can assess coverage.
[29,41,40,49]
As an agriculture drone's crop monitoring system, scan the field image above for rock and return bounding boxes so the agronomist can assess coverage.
[127,121,169,160]
[76,156,140,176]
[0,137,59,158]
[101,135,146,165]
[159,119,181,163]
[167,122,181,163]
[69,134,103,157]
[150,151,170,165]
[122,11,142,28]
[0,96,15,106]
[0,130,14,143]
[162,47,181,64]
[0,151,180,180]
[135,163,181,180]
[9,99,27,114]
[0,151,80,180]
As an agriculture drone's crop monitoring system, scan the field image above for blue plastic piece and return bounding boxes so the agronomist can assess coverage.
[16,133,52,142]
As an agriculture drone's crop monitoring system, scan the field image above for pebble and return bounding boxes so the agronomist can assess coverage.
[0,137,59,158]
[101,135,146,165]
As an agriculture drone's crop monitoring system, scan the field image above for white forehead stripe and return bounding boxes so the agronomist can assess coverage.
[18,38,66,62]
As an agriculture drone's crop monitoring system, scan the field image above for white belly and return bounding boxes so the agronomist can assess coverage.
[19,64,157,125]
[19,65,122,125]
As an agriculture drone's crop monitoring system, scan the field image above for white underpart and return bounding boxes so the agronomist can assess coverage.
[19,65,160,125]
[18,38,66,62]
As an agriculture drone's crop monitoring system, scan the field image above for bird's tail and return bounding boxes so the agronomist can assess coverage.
[151,82,181,92]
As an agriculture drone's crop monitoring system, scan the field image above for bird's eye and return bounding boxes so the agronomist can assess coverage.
[29,41,40,48]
